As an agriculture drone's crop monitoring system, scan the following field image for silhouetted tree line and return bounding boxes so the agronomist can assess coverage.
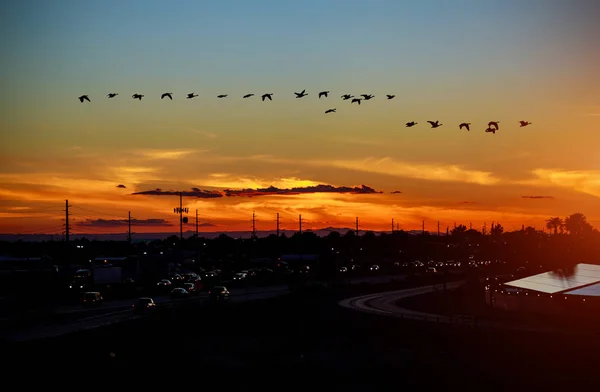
[1,213,598,273]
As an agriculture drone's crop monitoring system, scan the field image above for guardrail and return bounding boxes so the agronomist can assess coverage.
[393,312,477,327]
[344,297,478,327]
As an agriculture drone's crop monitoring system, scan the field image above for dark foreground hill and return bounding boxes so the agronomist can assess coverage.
[4,284,600,389]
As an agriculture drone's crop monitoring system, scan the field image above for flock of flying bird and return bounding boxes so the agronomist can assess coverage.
[78,91,532,133]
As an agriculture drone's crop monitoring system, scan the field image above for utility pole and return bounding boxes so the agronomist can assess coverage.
[173,192,188,243]
[195,209,200,268]
[127,211,132,245]
[446,226,449,236]
[355,217,359,236]
[64,199,72,268]
[65,199,70,243]
[299,214,302,234]
[179,192,183,241]
[437,221,440,236]
[180,192,184,241]
[252,211,256,238]
[276,213,280,237]
[422,220,425,235]
[391,218,394,234]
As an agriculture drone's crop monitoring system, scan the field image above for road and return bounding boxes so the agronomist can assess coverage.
[339,281,467,320]
[2,273,412,343]
[338,281,600,335]
[51,272,408,317]
[4,285,289,343]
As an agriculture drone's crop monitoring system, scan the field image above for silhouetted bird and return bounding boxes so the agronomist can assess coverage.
[161,93,173,100]
[488,121,500,130]
[386,95,395,99]
[132,94,144,100]
[243,94,254,98]
[325,108,336,114]
[318,91,329,98]
[294,90,307,98]
[107,93,118,98]
[217,94,228,98]
[459,122,471,131]
[427,120,443,128]
[262,93,273,101]
[78,95,90,103]
[519,121,531,127]
[351,98,362,105]
[361,94,374,100]
[485,127,496,134]
[405,121,417,127]
[187,93,198,99]
[341,94,354,100]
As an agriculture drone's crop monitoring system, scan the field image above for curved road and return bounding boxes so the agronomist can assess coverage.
[339,281,600,335]
[339,281,470,322]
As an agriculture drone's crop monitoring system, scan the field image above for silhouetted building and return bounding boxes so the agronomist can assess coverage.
[488,263,600,317]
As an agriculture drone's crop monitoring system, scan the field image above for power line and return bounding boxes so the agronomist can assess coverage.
[14,224,65,235]
[70,205,125,219]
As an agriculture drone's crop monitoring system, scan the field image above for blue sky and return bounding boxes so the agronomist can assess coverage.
[3,0,595,98]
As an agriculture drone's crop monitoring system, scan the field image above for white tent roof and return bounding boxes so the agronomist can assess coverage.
[563,282,600,297]
[504,263,600,294]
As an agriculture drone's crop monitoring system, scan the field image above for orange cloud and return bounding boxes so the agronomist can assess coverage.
[522,169,600,198]
[324,157,500,185]
[135,149,198,160]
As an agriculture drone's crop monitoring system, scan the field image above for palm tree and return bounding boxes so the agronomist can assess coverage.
[450,224,467,236]
[545,217,563,235]
[564,213,590,236]
[491,222,504,236]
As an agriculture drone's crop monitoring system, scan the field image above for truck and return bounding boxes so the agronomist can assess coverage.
[92,266,122,285]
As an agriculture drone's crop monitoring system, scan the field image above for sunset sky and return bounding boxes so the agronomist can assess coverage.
[1,0,600,236]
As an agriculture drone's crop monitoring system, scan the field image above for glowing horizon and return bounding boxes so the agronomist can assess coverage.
[1,1,599,236]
